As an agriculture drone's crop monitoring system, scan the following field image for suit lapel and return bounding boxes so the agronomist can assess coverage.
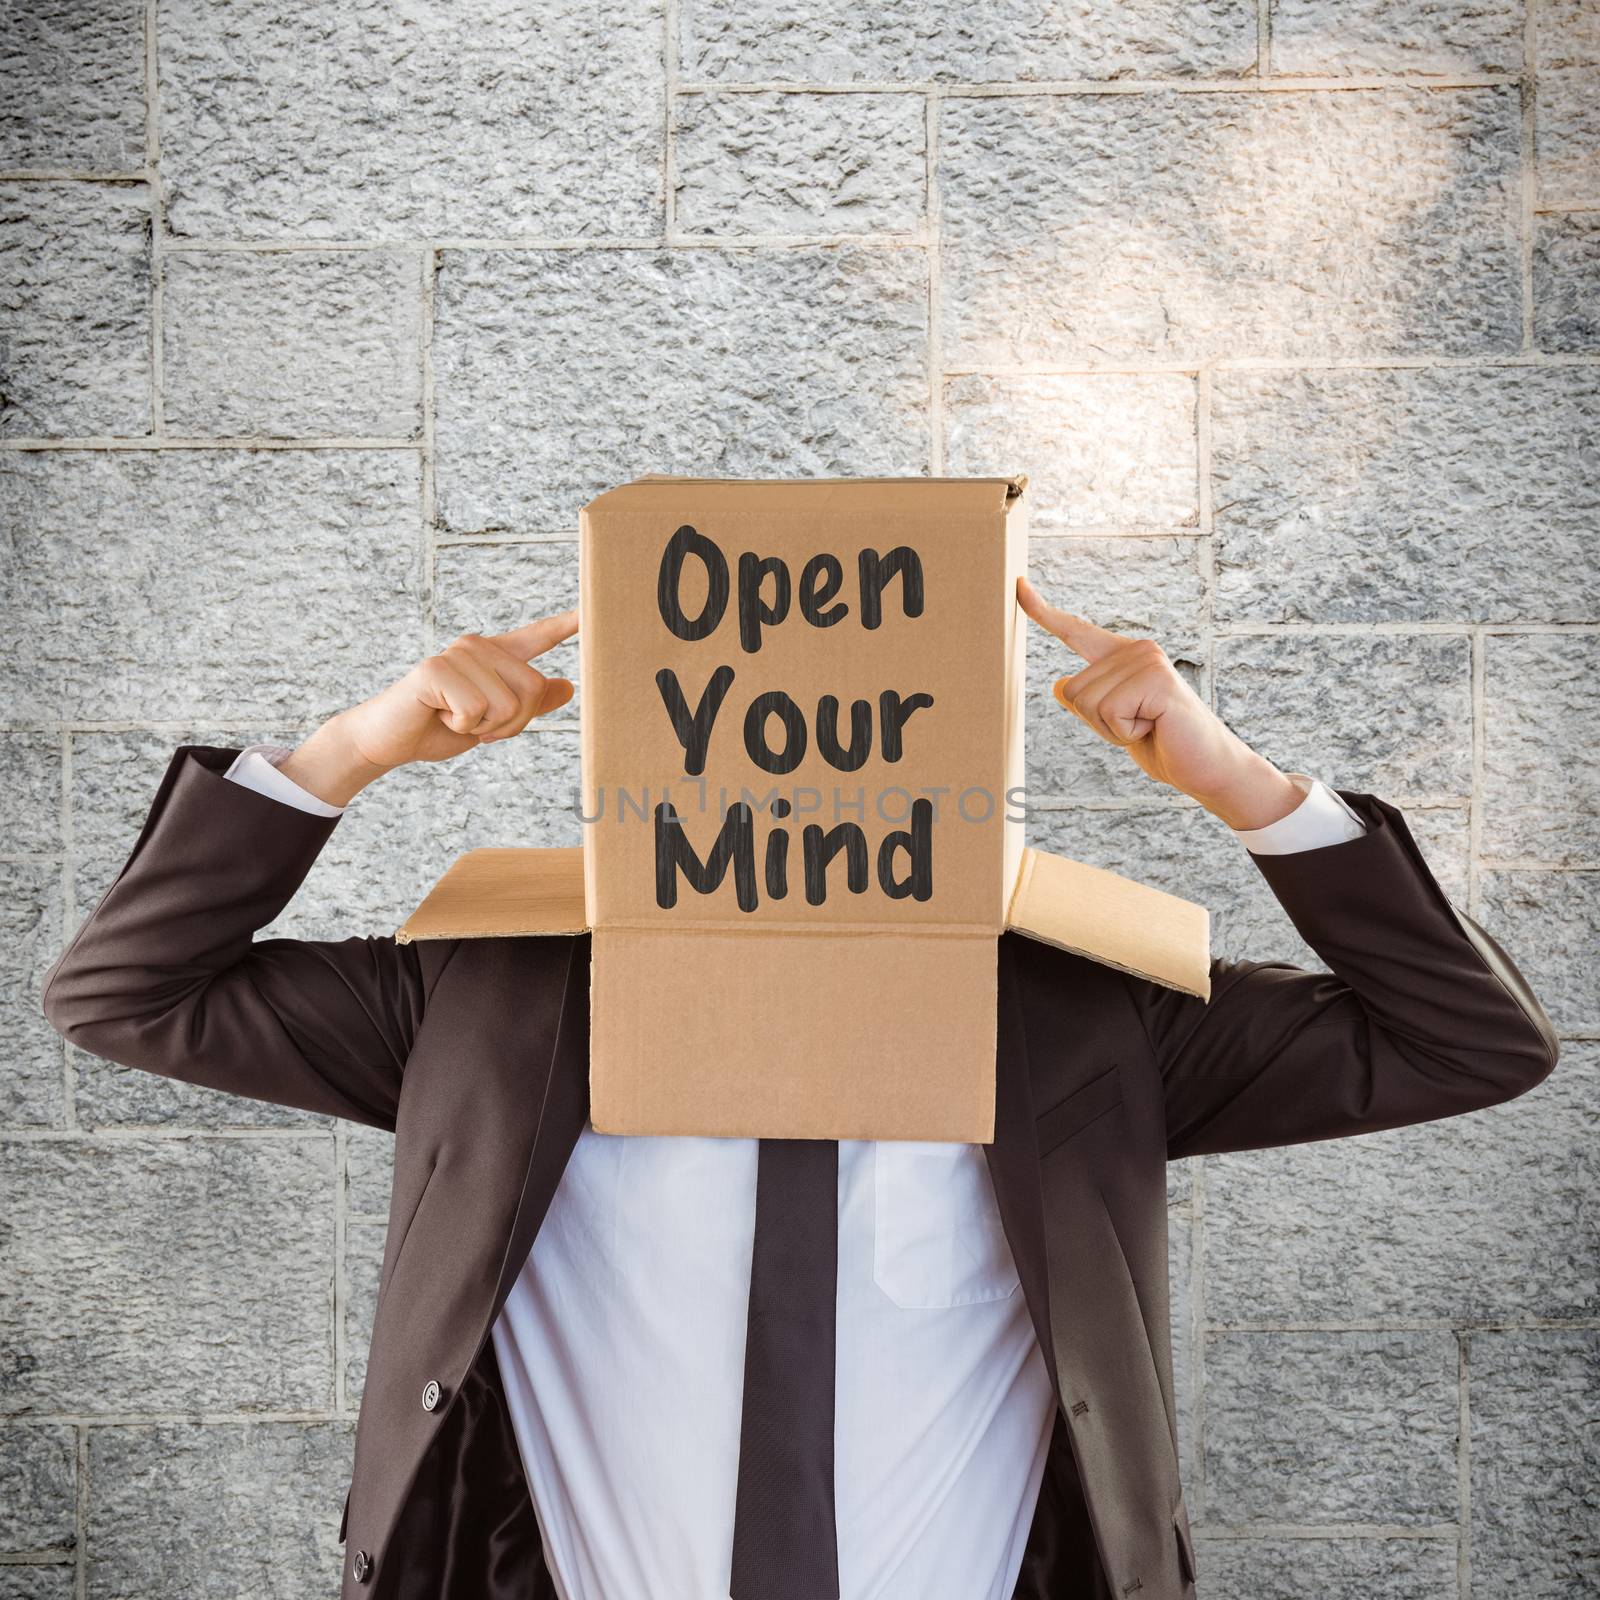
[1035,1146,1183,1579]
[984,938,1057,1401]
[486,933,592,1323]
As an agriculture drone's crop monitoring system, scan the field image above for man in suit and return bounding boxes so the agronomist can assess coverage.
[42,577,1558,1600]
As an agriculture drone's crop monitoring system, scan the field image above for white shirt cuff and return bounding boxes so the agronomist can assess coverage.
[1232,773,1367,856]
[224,743,347,819]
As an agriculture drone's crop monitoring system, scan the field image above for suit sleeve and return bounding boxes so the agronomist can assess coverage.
[1130,790,1560,1160]
[40,744,444,1131]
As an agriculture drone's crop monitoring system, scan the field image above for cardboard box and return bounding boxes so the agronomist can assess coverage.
[399,477,1210,1143]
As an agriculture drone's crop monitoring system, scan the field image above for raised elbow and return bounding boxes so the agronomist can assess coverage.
[41,961,92,1051]
[1496,1020,1559,1102]
[40,952,124,1062]
[1451,906,1561,1105]
[1463,1003,1560,1114]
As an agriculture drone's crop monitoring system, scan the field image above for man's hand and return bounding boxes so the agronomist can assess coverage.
[1017,578,1302,831]
[278,612,578,807]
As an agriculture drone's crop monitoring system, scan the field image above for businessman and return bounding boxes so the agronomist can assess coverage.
[42,577,1558,1600]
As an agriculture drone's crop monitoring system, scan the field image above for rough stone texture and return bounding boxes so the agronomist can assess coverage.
[0,862,65,1129]
[1028,799,1233,926]
[675,93,925,236]
[1212,366,1600,623]
[1469,1329,1600,1595]
[159,0,664,240]
[1028,799,1265,955]
[1483,633,1600,863]
[162,250,424,437]
[279,729,585,939]
[1025,538,1208,801]
[66,722,583,944]
[0,732,62,855]
[0,1572,73,1600]
[433,245,929,535]
[345,1223,384,1407]
[67,722,312,924]
[0,450,424,722]
[1030,788,1469,968]
[1206,1043,1597,1325]
[88,1422,352,1595]
[345,1126,396,1220]
[1534,211,1600,352]
[1268,0,1524,75]
[69,1039,324,1132]
[1479,868,1600,1036]
[0,1136,334,1414]
[0,182,150,437]
[1214,633,1474,801]
[678,0,1257,82]
[0,1424,75,1553]
[940,87,1522,366]
[1536,0,1600,207]
[0,0,145,171]
[1203,1330,1460,1525]
[345,1126,395,1219]
[943,373,1198,531]
[433,541,581,724]
[1198,1536,1460,1599]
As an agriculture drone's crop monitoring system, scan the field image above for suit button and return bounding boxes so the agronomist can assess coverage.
[352,1550,372,1583]
[421,1379,442,1412]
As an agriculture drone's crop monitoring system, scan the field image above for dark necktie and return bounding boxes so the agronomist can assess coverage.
[729,1137,841,1600]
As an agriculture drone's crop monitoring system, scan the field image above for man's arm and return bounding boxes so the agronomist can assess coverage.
[41,744,429,1129]
[1136,786,1557,1158]
[1016,580,1560,1158]
[41,616,578,1129]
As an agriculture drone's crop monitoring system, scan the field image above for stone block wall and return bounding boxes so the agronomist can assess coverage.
[2,1,1595,1594]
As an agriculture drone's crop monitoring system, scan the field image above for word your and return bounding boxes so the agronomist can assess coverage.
[657,670,933,778]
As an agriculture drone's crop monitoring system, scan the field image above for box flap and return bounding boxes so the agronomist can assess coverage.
[1006,846,1211,1000]
[396,843,1212,1002]
[396,847,586,943]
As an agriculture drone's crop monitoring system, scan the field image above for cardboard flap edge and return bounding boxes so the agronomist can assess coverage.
[398,842,1211,1004]
[396,846,589,943]
[587,473,1030,515]
[1006,847,1212,1001]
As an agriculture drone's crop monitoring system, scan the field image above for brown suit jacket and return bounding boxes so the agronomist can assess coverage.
[42,746,1559,1600]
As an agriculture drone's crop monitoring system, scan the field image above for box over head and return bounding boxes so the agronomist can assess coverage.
[399,476,1211,1143]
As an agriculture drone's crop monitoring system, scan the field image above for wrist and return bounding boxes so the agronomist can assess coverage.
[278,712,395,808]
[1188,750,1304,832]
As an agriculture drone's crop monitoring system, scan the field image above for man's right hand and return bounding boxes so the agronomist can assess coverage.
[277,612,578,807]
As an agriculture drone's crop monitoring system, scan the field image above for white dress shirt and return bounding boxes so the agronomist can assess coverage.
[225,744,1365,1600]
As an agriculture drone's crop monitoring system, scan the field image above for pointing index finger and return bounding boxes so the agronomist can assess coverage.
[1016,578,1121,664]
[489,610,579,662]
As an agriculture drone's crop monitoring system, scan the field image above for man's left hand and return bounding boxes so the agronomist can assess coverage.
[1018,577,1304,832]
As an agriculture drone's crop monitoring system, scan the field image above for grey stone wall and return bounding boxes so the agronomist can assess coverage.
[1,1,1595,1595]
